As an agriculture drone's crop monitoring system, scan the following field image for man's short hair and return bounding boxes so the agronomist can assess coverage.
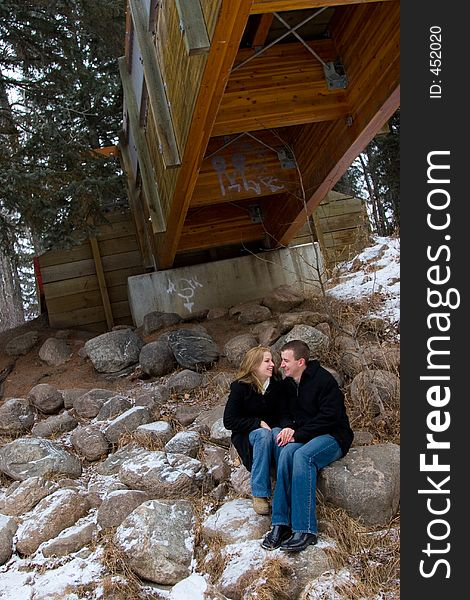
[280,340,310,362]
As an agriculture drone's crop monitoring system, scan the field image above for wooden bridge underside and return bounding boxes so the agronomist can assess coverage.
[120,0,399,269]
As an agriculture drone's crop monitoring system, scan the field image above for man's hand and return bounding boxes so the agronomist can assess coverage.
[276,427,294,446]
[260,420,271,430]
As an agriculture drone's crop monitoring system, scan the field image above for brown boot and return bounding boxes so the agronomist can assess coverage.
[253,497,270,515]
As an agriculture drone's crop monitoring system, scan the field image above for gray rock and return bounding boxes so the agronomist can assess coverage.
[319,443,400,525]
[28,383,64,414]
[350,369,400,416]
[202,499,270,544]
[272,324,329,358]
[167,329,219,371]
[0,438,82,481]
[103,406,151,444]
[97,489,149,529]
[0,476,58,516]
[61,388,90,409]
[16,489,90,555]
[31,411,78,438]
[261,284,304,312]
[41,521,97,557]
[142,311,182,335]
[114,499,194,585]
[73,388,116,419]
[38,337,73,366]
[0,398,35,434]
[139,339,177,377]
[0,514,17,565]
[135,421,173,446]
[84,329,144,373]
[166,369,203,391]
[5,331,39,356]
[71,425,109,461]
[223,333,258,366]
[95,395,132,421]
[164,431,201,458]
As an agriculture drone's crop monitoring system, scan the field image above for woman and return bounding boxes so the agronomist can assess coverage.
[223,346,284,515]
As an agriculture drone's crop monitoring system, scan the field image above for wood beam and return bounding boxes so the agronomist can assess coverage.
[128,0,181,167]
[89,237,114,330]
[156,0,254,268]
[174,0,211,55]
[212,40,349,136]
[119,56,166,233]
[178,203,266,252]
[250,0,394,14]
[263,0,399,245]
[192,132,299,207]
[251,13,274,48]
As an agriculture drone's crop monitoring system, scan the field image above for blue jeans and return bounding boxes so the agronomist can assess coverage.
[248,427,281,497]
[271,434,342,533]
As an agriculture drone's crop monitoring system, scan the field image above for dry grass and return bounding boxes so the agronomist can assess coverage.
[318,502,400,599]
[99,530,147,598]
[242,557,295,600]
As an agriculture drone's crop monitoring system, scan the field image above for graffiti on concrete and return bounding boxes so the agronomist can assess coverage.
[166,276,204,312]
[211,153,285,197]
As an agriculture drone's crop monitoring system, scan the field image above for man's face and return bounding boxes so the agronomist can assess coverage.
[280,349,305,381]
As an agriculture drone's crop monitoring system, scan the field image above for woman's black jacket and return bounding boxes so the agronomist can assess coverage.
[281,360,354,457]
[223,377,285,471]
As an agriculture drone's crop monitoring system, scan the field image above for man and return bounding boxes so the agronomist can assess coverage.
[262,339,354,552]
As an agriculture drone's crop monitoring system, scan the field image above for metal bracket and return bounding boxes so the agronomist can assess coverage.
[277,148,296,169]
[323,60,348,90]
[248,204,263,224]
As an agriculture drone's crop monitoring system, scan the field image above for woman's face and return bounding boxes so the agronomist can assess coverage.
[253,351,274,383]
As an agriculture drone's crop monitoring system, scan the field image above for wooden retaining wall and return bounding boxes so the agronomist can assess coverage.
[291,191,370,268]
[38,212,146,333]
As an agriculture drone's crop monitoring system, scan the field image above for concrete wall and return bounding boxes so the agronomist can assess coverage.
[127,243,324,326]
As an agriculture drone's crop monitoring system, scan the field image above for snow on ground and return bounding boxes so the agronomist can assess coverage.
[326,235,400,325]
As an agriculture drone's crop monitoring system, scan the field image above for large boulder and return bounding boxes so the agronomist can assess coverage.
[167,329,219,371]
[0,398,35,434]
[0,438,82,481]
[139,338,177,377]
[84,329,144,373]
[318,443,400,525]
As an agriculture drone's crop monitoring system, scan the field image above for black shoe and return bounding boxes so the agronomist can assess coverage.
[280,532,317,552]
[261,525,292,550]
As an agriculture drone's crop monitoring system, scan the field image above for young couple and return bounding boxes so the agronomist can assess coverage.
[223,340,353,552]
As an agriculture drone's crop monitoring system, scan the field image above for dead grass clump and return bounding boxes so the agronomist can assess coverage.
[197,534,226,584]
[242,557,294,600]
[99,530,144,598]
[318,503,400,599]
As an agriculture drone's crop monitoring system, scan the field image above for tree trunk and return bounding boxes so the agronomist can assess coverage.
[0,250,25,332]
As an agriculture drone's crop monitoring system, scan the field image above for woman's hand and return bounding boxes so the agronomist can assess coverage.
[276,427,295,446]
[260,420,271,430]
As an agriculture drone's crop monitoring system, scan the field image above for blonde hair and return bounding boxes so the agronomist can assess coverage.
[236,346,273,393]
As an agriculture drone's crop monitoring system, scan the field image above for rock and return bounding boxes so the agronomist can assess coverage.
[0,476,58,516]
[223,333,258,366]
[350,369,400,416]
[135,421,173,446]
[27,383,64,414]
[103,406,151,444]
[0,398,35,434]
[73,388,116,419]
[278,311,329,333]
[230,304,272,325]
[206,308,228,320]
[71,425,109,461]
[114,499,194,585]
[202,499,270,544]
[164,431,201,458]
[5,331,39,356]
[139,339,177,377]
[318,443,400,525]
[95,395,132,421]
[230,466,252,498]
[97,489,149,529]
[167,329,219,371]
[204,445,231,484]
[251,320,281,346]
[209,418,231,447]
[169,574,227,599]
[38,337,73,366]
[61,388,90,409]
[166,369,203,391]
[142,311,182,335]
[272,324,329,358]
[41,521,97,557]
[84,329,144,373]
[0,514,17,565]
[16,489,90,555]
[31,411,78,438]
[0,438,82,481]
[261,284,304,312]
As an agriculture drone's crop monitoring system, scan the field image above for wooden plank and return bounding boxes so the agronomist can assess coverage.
[213,40,349,136]
[119,56,166,232]
[45,285,129,315]
[174,0,211,55]
[38,244,92,269]
[41,259,97,284]
[48,301,131,329]
[250,0,394,14]
[101,250,143,272]
[317,212,366,232]
[43,267,144,300]
[157,0,254,268]
[192,133,299,207]
[89,237,114,330]
[128,0,181,167]
[99,235,140,257]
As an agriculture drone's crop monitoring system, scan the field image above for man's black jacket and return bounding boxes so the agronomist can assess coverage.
[281,360,354,456]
